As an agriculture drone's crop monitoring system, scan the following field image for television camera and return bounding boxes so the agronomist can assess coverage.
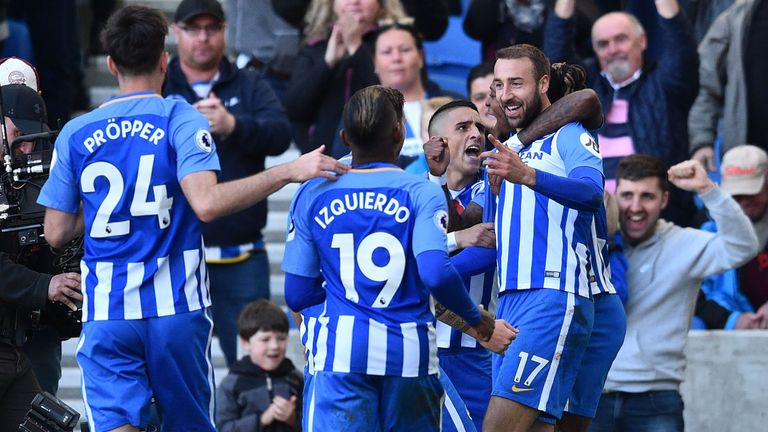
[1,125,83,339]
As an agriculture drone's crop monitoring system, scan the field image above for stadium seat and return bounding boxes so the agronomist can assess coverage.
[424,16,481,98]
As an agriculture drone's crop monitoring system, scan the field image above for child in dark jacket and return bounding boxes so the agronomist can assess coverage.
[216,300,303,431]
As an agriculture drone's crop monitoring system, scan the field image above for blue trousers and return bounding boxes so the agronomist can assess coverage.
[590,391,684,432]
[208,251,270,366]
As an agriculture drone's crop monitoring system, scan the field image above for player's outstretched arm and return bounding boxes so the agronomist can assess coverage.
[435,302,517,354]
[417,249,493,340]
[181,145,350,223]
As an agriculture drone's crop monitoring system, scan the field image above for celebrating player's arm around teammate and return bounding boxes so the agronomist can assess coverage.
[282,85,495,432]
[36,5,347,432]
[478,44,612,432]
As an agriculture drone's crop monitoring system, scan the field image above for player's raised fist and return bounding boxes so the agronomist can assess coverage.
[424,136,449,176]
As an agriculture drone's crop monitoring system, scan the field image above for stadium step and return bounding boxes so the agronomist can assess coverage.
[58,330,305,422]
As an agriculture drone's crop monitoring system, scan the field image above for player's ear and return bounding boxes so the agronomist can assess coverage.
[340,129,351,148]
[539,73,550,96]
[106,56,119,78]
[159,51,169,75]
[392,119,405,145]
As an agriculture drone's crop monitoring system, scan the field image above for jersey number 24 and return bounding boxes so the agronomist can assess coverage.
[81,155,174,238]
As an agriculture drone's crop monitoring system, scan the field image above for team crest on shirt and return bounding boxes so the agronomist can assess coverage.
[195,129,213,153]
[580,132,600,158]
[433,209,449,234]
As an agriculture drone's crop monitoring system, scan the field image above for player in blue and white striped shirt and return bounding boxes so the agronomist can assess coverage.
[479,45,611,431]
[423,100,500,432]
[283,86,496,432]
[37,6,347,431]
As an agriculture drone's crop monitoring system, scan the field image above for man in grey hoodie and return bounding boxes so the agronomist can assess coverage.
[591,154,759,431]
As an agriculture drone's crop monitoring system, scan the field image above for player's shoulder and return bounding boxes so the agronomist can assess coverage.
[556,121,590,138]
[164,96,205,121]
[555,122,600,156]
[289,177,327,213]
[392,169,442,193]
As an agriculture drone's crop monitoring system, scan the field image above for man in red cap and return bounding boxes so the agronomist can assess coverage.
[696,145,768,330]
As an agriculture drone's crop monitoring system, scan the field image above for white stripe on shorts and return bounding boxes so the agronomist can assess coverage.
[538,292,575,411]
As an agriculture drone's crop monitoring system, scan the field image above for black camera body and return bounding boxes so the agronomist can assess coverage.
[1,146,51,233]
[1,132,84,340]
[18,391,80,432]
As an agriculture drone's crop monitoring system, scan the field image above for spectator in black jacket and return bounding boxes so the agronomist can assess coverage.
[0,252,81,431]
[216,300,302,432]
[163,0,292,367]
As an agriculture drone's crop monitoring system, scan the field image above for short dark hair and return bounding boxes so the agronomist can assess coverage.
[427,99,478,136]
[496,44,551,82]
[237,300,289,340]
[342,85,404,149]
[466,62,494,96]
[547,62,587,102]
[101,5,168,76]
[616,154,669,192]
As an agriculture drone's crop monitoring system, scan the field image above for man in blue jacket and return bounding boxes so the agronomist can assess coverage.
[163,0,292,367]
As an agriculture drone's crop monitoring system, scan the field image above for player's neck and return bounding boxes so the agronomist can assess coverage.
[117,74,163,96]
[351,152,397,167]
[447,169,475,192]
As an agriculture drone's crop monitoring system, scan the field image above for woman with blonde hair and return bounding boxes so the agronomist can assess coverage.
[283,0,408,155]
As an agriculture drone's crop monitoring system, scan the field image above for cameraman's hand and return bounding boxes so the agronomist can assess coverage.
[48,273,82,311]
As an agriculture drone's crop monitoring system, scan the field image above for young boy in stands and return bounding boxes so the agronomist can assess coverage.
[216,300,303,431]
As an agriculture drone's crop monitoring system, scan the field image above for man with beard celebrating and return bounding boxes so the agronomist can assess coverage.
[479,44,614,432]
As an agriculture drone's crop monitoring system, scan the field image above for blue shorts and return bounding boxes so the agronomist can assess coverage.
[440,348,491,431]
[565,293,626,418]
[306,371,443,431]
[77,309,215,432]
[492,289,593,419]
[440,365,477,432]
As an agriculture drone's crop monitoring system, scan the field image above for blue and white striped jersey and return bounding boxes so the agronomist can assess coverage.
[38,91,220,321]
[437,179,496,351]
[495,123,613,299]
[283,162,450,377]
